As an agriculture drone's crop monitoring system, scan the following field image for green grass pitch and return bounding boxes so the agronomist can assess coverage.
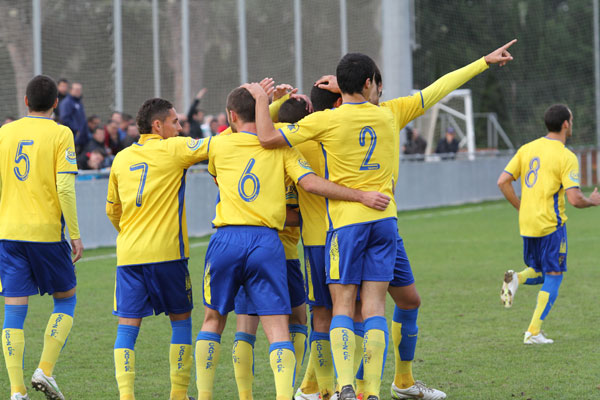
[1,200,599,399]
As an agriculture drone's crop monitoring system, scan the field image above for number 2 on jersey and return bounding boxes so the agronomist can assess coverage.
[238,158,260,202]
[130,162,148,207]
[525,157,540,188]
[14,140,34,181]
[359,126,380,170]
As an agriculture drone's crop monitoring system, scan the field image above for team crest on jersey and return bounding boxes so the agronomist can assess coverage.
[187,138,204,150]
[298,158,312,170]
[287,123,300,133]
[65,147,77,164]
[569,171,580,184]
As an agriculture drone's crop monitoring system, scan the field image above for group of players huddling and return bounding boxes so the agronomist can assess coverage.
[2,37,598,400]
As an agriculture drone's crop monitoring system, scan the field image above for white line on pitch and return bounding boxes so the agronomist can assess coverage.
[77,240,210,263]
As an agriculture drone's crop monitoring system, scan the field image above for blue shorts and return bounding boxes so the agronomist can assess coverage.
[389,231,415,287]
[523,224,567,274]
[204,226,291,316]
[234,259,306,314]
[304,246,332,308]
[113,260,193,318]
[0,240,76,297]
[326,218,397,285]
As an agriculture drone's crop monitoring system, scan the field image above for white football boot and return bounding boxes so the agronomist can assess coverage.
[391,381,447,400]
[31,368,65,400]
[524,331,554,344]
[10,393,30,400]
[295,388,321,400]
[501,270,519,308]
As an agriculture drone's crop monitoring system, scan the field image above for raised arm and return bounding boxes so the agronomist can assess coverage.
[243,83,288,149]
[566,187,600,208]
[421,39,516,110]
[298,173,390,211]
[497,171,520,211]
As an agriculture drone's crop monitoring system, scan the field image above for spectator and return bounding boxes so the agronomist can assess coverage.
[121,124,140,148]
[58,82,90,150]
[181,120,191,137]
[403,127,427,156]
[216,112,229,132]
[83,126,108,154]
[118,113,133,140]
[105,119,123,156]
[435,126,460,159]
[207,118,219,137]
[187,88,207,138]
[111,111,122,125]
[87,115,101,135]
[54,78,69,122]
[77,148,108,171]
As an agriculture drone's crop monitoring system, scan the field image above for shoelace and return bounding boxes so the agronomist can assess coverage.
[413,381,436,393]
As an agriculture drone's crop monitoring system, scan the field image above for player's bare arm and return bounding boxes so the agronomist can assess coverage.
[298,173,390,211]
[497,171,520,210]
[566,187,600,208]
[285,206,300,227]
[243,82,288,148]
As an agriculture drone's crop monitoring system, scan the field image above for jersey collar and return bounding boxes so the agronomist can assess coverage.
[138,133,163,144]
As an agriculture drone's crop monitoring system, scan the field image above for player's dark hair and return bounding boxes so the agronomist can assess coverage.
[226,87,255,123]
[336,53,377,95]
[544,104,571,133]
[310,85,341,112]
[136,98,173,134]
[26,75,58,112]
[278,98,310,123]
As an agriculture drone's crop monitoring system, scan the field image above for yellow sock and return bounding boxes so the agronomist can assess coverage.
[527,291,550,335]
[298,344,319,394]
[517,267,543,284]
[39,313,73,376]
[329,325,355,388]
[391,321,415,389]
[269,342,296,400]
[2,328,27,395]
[232,334,255,400]
[195,334,221,400]
[169,344,193,400]
[354,333,364,395]
[362,325,387,398]
[114,348,135,400]
[311,334,335,399]
[290,326,307,385]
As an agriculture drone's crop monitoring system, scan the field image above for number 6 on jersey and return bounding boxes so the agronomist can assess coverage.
[238,158,260,202]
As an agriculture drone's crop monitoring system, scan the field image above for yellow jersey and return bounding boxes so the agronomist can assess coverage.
[279,102,397,229]
[208,131,313,230]
[106,134,210,266]
[278,177,300,259]
[504,137,579,237]
[0,116,78,242]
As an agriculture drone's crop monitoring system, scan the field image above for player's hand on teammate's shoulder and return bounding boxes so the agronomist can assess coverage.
[359,191,391,211]
[589,187,600,206]
[315,75,340,93]
[71,238,84,263]
[484,39,517,67]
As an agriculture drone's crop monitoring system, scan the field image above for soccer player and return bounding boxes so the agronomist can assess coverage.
[248,54,400,400]
[315,40,517,400]
[0,75,83,400]
[498,104,600,344]
[106,98,202,400]
[194,86,390,400]
[230,96,311,400]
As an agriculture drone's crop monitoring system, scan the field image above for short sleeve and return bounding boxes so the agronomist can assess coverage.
[283,147,315,184]
[278,110,330,147]
[284,176,298,208]
[380,94,425,130]
[504,150,522,180]
[56,127,78,174]
[167,136,211,168]
[562,151,580,189]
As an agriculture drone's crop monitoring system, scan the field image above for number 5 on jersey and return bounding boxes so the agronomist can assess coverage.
[238,158,260,202]
[14,140,34,181]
